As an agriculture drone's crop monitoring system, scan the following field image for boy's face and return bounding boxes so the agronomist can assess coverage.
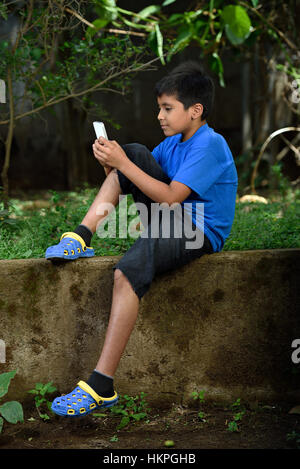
[157,93,204,141]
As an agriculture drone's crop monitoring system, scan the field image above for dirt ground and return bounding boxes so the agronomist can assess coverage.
[0,399,299,451]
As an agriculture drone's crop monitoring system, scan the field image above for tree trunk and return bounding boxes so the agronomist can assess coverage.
[1,68,14,209]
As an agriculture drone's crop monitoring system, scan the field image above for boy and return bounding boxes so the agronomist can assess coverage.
[48,61,238,417]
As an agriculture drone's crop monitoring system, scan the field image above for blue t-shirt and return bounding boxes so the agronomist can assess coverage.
[151,123,238,252]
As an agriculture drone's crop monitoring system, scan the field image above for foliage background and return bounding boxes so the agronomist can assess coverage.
[0,0,299,257]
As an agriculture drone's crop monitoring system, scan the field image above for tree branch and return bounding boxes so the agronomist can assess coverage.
[251,127,300,193]
[64,6,146,37]
[240,1,298,51]
[11,0,34,53]
[0,56,161,125]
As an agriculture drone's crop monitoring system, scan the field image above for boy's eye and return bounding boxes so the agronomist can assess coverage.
[158,107,172,111]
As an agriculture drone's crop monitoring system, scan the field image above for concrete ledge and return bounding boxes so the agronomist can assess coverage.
[1,249,300,407]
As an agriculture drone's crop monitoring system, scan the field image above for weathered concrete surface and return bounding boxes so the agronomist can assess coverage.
[1,249,300,407]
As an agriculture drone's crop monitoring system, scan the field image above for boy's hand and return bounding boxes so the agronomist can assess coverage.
[92,139,112,176]
[93,137,128,172]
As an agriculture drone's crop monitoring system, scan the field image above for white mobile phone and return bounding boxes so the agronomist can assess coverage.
[93,121,108,140]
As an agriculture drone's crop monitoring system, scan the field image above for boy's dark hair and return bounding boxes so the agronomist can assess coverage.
[155,61,214,121]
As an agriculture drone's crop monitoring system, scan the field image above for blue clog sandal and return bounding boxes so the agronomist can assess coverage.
[51,380,118,418]
[45,232,95,261]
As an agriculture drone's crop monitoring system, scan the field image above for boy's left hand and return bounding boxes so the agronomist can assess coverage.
[93,137,128,171]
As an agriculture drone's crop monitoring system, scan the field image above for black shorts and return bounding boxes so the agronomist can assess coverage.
[113,143,214,299]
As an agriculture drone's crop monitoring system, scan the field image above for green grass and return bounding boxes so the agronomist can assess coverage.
[0,187,299,260]
[224,196,300,251]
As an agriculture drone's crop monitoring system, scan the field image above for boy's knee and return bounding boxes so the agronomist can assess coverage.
[122,143,149,163]
[114,269,137,295]
[114,268,126,282]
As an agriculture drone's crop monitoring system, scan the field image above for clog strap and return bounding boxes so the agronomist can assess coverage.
[77,380,118,405]
[60,232,87,251]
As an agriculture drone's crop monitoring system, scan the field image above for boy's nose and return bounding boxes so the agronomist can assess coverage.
[157,109,163,120]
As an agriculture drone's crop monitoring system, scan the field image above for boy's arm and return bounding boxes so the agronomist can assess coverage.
[93,137,191,205]
[120,158,191,205]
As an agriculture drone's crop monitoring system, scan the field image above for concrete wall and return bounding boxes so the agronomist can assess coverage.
[1,249,300,407]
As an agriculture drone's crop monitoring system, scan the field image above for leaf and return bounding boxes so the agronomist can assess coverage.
[34,383,44,392]
[86,18,109,39]
[155,23,165,65]
[167,13,184,25]
[136,5,161,22]
[92,18,111,29]
[167,28,193,59]
[93,0,118,25]
[221,5,251,39]
[0,401,24,424]
[117,415,130,429]
[162,0,177,6]
[44,382,57,394]
[224,25,246,46]
[131,412,147,421]
[147,29,157,53]
[208,52,225,87]
[0,370,17,399]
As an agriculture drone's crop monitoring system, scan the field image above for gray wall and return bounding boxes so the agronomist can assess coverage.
[1,249,300,406]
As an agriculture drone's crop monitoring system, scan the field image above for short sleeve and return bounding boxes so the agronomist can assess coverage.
[172,149,226,197]
[151,143,162,165]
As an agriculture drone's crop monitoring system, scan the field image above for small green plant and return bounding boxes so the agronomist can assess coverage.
[0,370,24,433]
[109,392,151,430]
[28,381,57,421]
[197,410,207,422]
[231,397,242,410]
[191,390,206,404]
[191,390,207,422]
[227,420,239,432]
[226,398,246,432]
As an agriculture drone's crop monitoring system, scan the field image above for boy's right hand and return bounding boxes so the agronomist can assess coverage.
[93,139,113,177]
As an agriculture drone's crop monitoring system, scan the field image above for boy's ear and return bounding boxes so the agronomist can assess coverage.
[191,103,203,120]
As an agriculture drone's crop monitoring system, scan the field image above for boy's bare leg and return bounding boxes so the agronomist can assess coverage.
[82,169,140,377]
[81,168,122,234]
[51,162,141,414]
[95,269,139,377]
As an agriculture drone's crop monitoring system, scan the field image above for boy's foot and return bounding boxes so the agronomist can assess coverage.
[45,232,95,261]
[51,380,118,418]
